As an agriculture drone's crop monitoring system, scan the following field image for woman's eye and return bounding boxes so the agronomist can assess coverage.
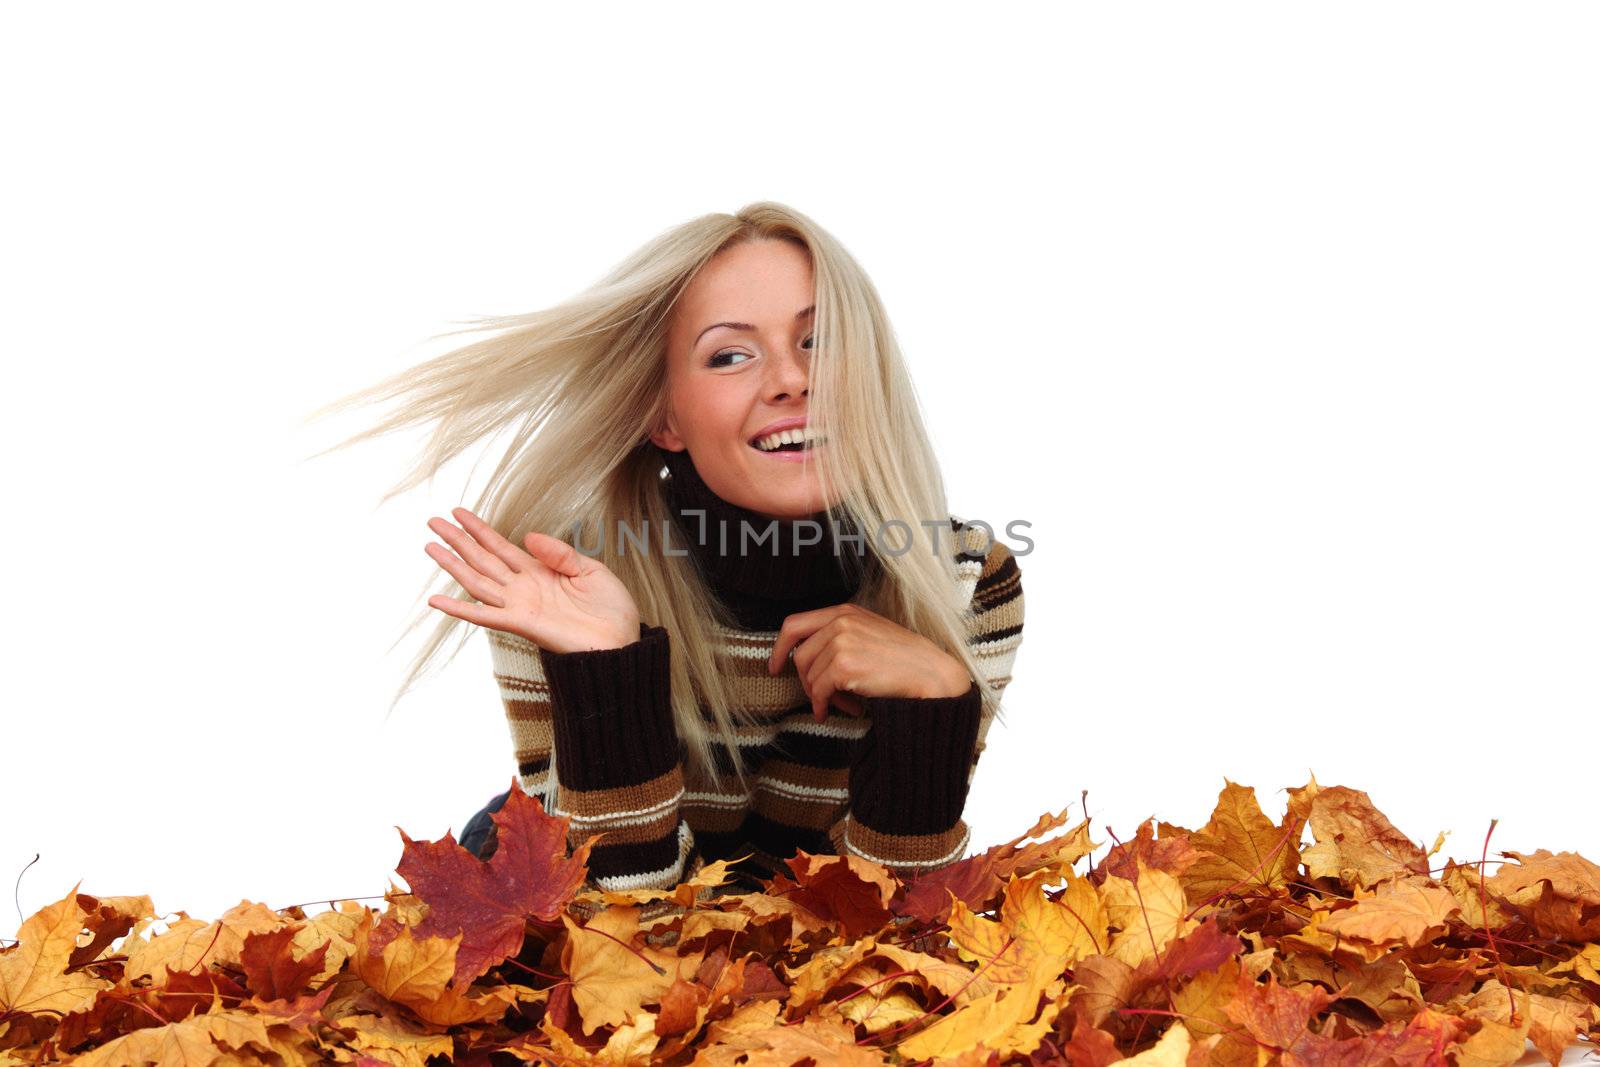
[801,334,815,350]
[709,349,751,368]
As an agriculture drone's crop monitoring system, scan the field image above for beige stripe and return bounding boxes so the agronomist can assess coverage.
[566,804,679,849]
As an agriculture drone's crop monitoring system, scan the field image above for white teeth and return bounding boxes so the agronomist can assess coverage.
[753,427,827,452]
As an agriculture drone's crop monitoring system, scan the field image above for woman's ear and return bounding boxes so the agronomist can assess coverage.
[648,423,685,452]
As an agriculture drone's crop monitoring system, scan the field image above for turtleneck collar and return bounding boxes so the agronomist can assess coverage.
[653,444,876,631]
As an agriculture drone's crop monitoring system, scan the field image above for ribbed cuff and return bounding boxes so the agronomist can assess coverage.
[539,622,677,791]
[849,681,983,835]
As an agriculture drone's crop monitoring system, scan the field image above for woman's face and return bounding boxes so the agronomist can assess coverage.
[651,237,833,520]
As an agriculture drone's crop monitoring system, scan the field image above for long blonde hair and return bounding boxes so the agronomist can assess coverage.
[304,201,1004,791]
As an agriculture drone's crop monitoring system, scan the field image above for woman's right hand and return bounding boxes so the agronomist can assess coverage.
[424,507,642,653]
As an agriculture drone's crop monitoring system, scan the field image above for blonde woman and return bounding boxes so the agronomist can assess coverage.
[310,202,1025,895]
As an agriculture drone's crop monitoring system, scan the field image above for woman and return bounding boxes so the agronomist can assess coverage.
[309,202,1024,895]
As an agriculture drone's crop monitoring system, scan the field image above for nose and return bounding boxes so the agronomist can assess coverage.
[764,341,810,401]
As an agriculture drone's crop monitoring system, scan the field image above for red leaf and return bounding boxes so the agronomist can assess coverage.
[239,925,329,1003]
[380,778,592,986]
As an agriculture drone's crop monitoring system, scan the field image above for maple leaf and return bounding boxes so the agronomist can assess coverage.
[1094,816,1201,882]
[1486,849,1600,941]
[7,775,1598,1067]
[1488,848,1600,907]
[895,969,1071,1060]
[1462,980,1600,1067]
[1117,1018,1191,1067]
[66,1007,275,1067]
[691,1007,887,1067]
[1131,914,1242,987]
[350,910,519,1028]
[559,903,700,1037]
[239,924,330,1003]
[945,863,1107,990]
[1221,967,1336,1060]
[121,900,286,981]
[1318,874,1462,948]
[0,885,111,1024]
[1102,858,1195,969]
[1160,780,1302,906]
[896,807,1099,924]
[66,892,155,974]
[866,941,1001,1011]
[329,1010,455,1065]
[783,941,879,1015]
[382,776,592,985]
[1453,1012,1533,1067]
[774,850,898,940]
[1286,775,1431,889]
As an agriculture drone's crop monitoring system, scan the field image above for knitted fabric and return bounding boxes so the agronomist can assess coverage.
[485,444,1024,893]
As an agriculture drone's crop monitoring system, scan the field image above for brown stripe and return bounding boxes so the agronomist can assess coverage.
[845,818,970,868]
[557,765,681,821]
[756,760,849,794]
[502,695,553,724]
[752,782,847,833]
[681,799,748,834]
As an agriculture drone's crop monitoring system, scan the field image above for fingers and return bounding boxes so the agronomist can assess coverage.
[769,605,850,674]
[424,541,507,608]
[450,508,532,574]
[429,513,516,585]
[523,530,585,578]
[428,593,507,630]
[810,668,853,723]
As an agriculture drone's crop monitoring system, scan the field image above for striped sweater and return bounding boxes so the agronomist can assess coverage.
[483,445,1025,892]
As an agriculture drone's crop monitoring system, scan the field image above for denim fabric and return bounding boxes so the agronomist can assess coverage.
[459,787,512,859]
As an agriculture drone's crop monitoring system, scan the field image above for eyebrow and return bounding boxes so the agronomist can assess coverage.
[694,304,815,347]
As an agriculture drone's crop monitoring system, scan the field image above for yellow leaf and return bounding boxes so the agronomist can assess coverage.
[1179,781,1301,906]
[336,1011,454,1067]
[945,864,1106,993]
[0,886,109,1019]
[71,1008,274,1067]
[561,904,696,1036]
[835,986,927,1034]
[1318,876,1461,947]
[896,973,1070,1060]
[1453,1015,1532,1067]
[1120,1019,1193,1067]
[350,913,458,1005]
[1102,859,1195,968]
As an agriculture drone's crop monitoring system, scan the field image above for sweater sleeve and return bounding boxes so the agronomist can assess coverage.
[486,621,705,892]
[832,532,1026,880]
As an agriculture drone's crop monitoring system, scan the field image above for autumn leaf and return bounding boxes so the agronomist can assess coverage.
[896,807,1099,924]
[1102,859,1195,969]
[1160,780,1301,906]
[1286,774,1431,889]
[1318,874,1462,948]
[0,885,110,1020]
[6,775,1597,1067]
[381,776,591,985]
[560,903,700,1036]
[895,971,1071,1060]
[770,850,899,940]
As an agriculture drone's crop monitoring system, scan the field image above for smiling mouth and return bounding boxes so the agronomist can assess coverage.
[750,437,827,455]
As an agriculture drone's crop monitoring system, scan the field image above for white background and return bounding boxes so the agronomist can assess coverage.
[3,3,1596,951]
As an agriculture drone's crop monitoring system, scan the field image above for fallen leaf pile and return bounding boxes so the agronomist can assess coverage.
[3,774,1598,1066]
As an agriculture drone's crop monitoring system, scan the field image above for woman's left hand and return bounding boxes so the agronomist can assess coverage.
[767,604,973,722]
